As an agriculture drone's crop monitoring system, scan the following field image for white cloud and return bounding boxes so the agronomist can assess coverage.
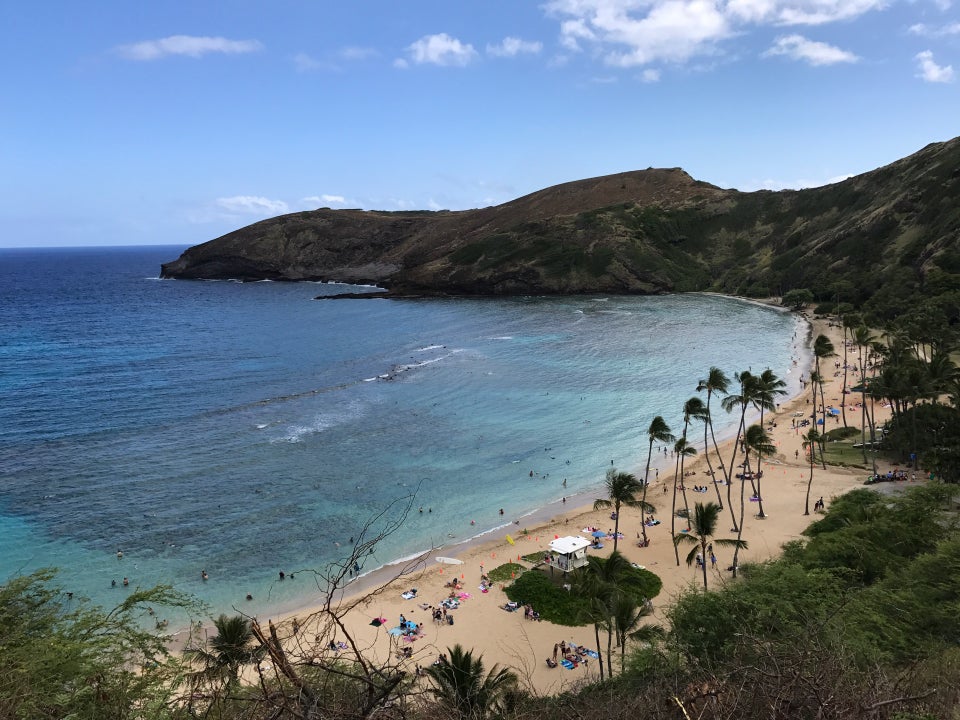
[215,196,289,215]
[727,0,886,25]
[302,194,348,207]
[909,21,960,36]
[393,57,409,69]
[546,0,734,66]
[340,46,378,60]
[487,36,544,57]
[640,68,662,82]
[915,50,955,82]
[404,33,477,66]
[764,34,858,65]
[292,52,334,72]
[542,0,885,66]
[116,35,262,61]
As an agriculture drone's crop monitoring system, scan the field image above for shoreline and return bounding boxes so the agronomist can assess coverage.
[173,302,878,696]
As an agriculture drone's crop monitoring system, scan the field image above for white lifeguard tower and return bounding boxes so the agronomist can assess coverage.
[546,536,591,574]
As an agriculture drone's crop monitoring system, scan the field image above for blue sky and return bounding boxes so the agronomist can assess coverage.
[2,0,958,248]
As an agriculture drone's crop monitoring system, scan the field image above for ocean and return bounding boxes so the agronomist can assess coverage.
[0,245,808,621]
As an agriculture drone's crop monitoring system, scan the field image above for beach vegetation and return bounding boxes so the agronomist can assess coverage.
[640,415,675,547]
[673,501,746,590]
[593,468,652,552]
[0,569,194,720]
[782,288,814,309]
[487,562,524,583]
[424,644,519,720]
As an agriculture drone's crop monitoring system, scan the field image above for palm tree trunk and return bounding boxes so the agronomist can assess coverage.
[700,536,708,590]
[606,625,614,678]
[725,408,747,532]
[704,395,724,510]
[732,447,749,579]
[841,327,849,428]
[671,453,680,565]
[755,407,766,518]
[612,501,620,552]
[641,439,653,546]
[804,439,814,515]
[594,624,604,682]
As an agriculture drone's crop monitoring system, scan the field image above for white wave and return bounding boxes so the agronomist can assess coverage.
[255,423,269,429]
[272,402,367,443]
[486,336,513,340]
[415,344,445,352]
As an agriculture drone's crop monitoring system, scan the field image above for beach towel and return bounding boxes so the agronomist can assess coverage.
[401,589,417,600]
[585,649,599,658]
[561,659,575,669]
[458,592,472,599]
[388,627,403,636]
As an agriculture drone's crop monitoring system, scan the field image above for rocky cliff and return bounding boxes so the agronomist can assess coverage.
[161,137,960,314]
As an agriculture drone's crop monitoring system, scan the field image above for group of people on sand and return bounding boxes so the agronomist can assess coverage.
[546,639,592,669]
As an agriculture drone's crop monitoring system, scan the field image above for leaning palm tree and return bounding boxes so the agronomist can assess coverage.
[640,416,674,546]
[720,370,760,532]
[674,501,747,590]
[594,468,651,552]
[802,428,821,515]
[426,644,518,720]
[185,614,265,687]
[697,367,730,509]
[754,369,786,518]
[732,425,776,577]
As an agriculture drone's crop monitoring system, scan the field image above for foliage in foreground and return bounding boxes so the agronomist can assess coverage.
[0,569,194,720]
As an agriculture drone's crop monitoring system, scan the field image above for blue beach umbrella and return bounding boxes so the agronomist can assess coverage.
[591,530,606,538]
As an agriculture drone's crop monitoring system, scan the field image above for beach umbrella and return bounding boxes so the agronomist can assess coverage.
[829,408,840,415]
[370,617,386,626]
[591,530,606,538]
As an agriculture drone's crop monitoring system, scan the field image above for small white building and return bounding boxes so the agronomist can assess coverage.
[547,536,591,573]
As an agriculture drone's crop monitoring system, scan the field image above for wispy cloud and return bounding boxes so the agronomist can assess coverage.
[340,46,379,61]
[292,52,336,72]
[115,35,262,61]
[302,194,348,207]
[400,33,477,67]
[640,68,661,82]
[487,36,543,57]
[908,21,960,37]
[543,0,884,67]
[915,50,954,82]
[764,34,858,65]
[727,0,886,25]
[215,196,289,215]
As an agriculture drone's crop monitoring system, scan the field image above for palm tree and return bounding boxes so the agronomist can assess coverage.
[853,326,876,465]
[670,437,697,565]
[426,644,518,720]
[732,425,776,577]
[697,367,730,509]
[673,501,747,590]
[813,333,836,459]
[802,428,820,515]
[720,370,759,532]
[594,468,651,552]
[610,593,663,673]
[640,416,674,546]
[754,369,786,518]
[186,614,265,687]
[574,551,634,680]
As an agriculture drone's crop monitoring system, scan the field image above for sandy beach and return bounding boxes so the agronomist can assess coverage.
[193,311,901,695]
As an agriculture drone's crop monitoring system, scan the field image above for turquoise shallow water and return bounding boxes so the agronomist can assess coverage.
[0,246,807,621]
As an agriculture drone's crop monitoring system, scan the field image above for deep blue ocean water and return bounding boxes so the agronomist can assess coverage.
[0,246,807,621]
